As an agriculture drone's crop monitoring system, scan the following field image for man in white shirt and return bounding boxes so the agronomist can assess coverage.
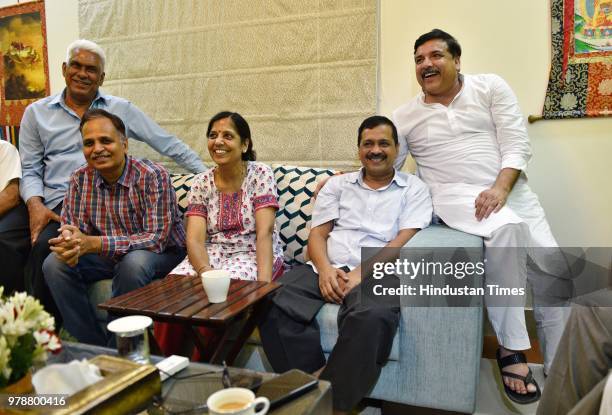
[0,139,25,293]
[393,29,570,404]
[260,116,432,414]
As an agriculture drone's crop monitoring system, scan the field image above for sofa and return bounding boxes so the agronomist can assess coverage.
[89,165,484,414]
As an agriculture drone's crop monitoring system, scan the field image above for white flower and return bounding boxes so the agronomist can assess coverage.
[560,93,578,110]
[597,79,612,96]
[46,334,62,352]
[33,330,61,352]
[33,329,51,345]
[0,291,59,385]
[1,292,55,338]
[0,335,12,382]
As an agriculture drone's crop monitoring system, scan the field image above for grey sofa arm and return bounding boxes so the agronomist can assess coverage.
[368,224,484,412]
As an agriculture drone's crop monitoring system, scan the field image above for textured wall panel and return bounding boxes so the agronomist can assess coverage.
[79,0,377,170]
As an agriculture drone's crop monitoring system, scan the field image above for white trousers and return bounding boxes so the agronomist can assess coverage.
[484,223,571,373]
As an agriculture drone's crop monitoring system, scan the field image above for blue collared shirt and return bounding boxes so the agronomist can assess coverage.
[311,168,433,271]
[19,89,206,208]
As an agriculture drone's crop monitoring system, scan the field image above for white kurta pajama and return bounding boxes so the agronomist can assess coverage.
[393,74,570,371]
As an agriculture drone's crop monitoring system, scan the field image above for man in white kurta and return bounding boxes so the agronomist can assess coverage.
[393,29,570,402]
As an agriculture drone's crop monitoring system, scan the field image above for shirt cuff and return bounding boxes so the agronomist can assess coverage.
[311,212,338,229]
[501,154,528,171]
[253,194,279,211]
[186,204,207,218]
[399,220,430,230]
[100,235,129,257]
[20,185,43,204]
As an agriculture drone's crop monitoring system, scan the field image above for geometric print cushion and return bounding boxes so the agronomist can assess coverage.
[273,165,335,265]
[171,173,196,217]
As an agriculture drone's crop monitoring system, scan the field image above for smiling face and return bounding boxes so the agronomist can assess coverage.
[82,117,127,183]
[358,124,398,178]
[207,117,249,167]
[414,39,461,103]
[62,48,105,104]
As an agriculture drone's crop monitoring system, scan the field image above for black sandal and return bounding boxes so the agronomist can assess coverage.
[496,349,541,404]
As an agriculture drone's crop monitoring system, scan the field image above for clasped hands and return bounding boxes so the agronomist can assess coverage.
[49,225,87,267]
[319,266,360,304]
[475,185,509,221]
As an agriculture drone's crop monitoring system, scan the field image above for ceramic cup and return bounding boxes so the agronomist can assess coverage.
[207,387,270,415]
[106,315,152,364]
[201,269,232,303]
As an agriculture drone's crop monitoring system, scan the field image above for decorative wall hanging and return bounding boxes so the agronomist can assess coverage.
[0,0,50,146]
[530,0,611,122]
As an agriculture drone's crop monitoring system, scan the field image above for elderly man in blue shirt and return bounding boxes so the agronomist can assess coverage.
[259,116,432,415]
[0,39,205,324]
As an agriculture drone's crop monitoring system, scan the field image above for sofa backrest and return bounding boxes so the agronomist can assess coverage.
[272,165,335,264]
[170,165,335,265]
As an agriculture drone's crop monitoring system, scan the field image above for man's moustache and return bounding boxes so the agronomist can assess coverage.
[421,68,439,77]
[366,153,386,160]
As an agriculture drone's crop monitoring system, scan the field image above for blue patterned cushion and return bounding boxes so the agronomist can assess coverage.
[273,165,335,264]
[171,173,196,216]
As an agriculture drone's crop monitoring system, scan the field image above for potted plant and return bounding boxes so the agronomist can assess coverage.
[0,287,61,393]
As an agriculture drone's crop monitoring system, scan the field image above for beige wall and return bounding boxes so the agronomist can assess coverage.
[0,0,79,93]
[380,0,612,247]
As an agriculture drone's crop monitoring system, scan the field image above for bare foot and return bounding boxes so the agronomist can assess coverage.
[499,347,537,394]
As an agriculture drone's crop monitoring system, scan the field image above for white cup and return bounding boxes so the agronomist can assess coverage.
[207,387,269,415]
[107,315,153,364]
[201,269,231,303]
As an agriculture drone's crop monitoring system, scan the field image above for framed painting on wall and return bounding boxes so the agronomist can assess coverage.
[0,0,49,147]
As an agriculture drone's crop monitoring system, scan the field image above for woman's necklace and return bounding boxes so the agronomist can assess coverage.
[216,161,247,193]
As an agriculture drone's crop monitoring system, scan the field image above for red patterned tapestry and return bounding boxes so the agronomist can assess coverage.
[541,0,611,119]
[0,0,49,146]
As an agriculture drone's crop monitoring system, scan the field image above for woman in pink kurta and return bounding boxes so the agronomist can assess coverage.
[170,112,284,281]
[156,112,284,356]
[170,161,284,280]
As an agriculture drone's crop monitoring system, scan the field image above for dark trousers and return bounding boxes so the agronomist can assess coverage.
[0,202,62,326]
[259,265,399,411]
[43,247,186,346]
[0,201,29,293]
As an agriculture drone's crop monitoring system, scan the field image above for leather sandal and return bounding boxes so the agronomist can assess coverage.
[496,349,541,404]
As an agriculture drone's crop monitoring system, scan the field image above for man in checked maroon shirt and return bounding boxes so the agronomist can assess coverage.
[42,109,186,346]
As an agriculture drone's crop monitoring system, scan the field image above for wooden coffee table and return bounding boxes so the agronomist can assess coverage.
[98,275,279,365]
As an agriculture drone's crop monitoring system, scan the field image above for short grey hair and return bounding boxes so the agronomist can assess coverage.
[66,39,106,71]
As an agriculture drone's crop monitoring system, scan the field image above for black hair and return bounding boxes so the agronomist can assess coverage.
[79,108,126,140]
[357,115,398,145]
[414,29,462,58]
[206,111,256,161]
